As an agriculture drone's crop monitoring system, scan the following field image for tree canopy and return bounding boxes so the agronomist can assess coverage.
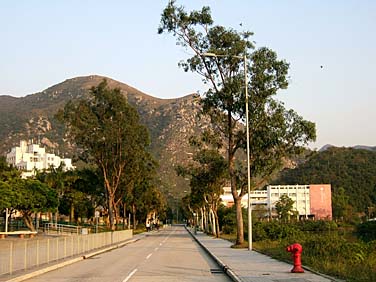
[58,80,153,230]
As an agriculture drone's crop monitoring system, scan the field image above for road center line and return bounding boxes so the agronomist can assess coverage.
[154,247,159,251]
[123,268,137,282]
[146,253,152,260]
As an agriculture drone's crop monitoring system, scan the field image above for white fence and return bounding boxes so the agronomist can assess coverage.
[0,229,133,276]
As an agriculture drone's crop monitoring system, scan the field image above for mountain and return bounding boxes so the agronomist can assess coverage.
[319,144,376,152]
[353,145,376,151]
[0,75,206,197]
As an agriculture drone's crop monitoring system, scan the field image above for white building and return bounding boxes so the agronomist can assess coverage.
[6,140,75,178]
[221,184,332,219]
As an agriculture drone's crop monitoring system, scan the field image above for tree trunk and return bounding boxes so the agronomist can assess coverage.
[210,209,216,237]
[132,204,136,230]
[122,203,126,230]
[108,198,115,230]
[208,208,212,234]
[200,207,205,231]
[70,202,75,223]
[202,206,207,232]
[214,208,220,238]
[54,211,58,228]
[234,196,244,245]
[22,212,36,232]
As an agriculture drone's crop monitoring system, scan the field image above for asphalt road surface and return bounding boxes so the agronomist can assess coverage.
[25,225,231,282]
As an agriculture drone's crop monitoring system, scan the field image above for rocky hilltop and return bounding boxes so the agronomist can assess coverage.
[0,75,206,196]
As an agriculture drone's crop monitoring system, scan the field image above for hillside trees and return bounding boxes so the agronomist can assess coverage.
[275,147,376,218]
[159,1,316,245]
[58,80,154,230]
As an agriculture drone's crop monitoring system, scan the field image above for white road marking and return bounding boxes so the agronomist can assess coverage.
[123,268,137,282]
[146,253,152,260]
[154,247,159,251]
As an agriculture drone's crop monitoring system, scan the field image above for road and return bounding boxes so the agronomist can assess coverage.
[25,225,231,282]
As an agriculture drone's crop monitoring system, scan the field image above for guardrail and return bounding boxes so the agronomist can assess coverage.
[0,229,133,277]
[43,223,83,235]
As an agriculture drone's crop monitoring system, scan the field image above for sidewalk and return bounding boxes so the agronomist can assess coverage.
[189,229,340,282]
[0,234,144,282]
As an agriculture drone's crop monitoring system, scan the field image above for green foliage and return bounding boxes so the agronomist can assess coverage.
[218,204,247,235]
[275,194,296,222]
[296,220,338,232]
[58,80,154,230]
[253,221,303,241]
[0,159,58,213]
[252,221,376,281]
[357,221,376,242]
[275,147,376,215]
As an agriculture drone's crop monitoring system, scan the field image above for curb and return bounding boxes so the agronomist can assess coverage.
[185,226,243,282]
[5,237,141,282]
[5,257,83,282]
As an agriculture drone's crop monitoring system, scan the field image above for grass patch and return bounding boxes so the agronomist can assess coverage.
[220,233,236,243]
[231,242,249,249]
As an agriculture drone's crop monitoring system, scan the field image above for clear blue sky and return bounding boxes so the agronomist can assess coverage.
[1,1,375,149]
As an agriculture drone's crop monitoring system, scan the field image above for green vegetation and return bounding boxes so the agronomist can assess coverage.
[178,133,227,237]
[253,222,376,282]
[0,157,58,231]
[275,194,298,222]
[58,80,158,230]
[159,0,315,245]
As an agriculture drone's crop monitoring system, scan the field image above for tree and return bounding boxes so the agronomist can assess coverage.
[159,1,316,245]
[36,163,73,224]
[0,178,58,231]
[58,80,150,230]
[0,156,20,181]
[332,187,353,222]
[275,194,296,222]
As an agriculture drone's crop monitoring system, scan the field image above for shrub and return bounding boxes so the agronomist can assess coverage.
[356,221,376,242]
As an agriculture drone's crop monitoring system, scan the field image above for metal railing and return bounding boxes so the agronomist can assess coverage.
[43,223,82,235]
[0,229,133,276]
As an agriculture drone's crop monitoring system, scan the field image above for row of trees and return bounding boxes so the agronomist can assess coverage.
[159,1,316,245]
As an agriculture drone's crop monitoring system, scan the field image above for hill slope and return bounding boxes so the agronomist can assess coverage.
[0,75,206,196]
[274,147,376,213]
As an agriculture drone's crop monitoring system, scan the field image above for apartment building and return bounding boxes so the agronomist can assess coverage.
[6,140,75,178]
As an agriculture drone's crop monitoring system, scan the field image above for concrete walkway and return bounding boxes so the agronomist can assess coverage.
[189,229,341,282]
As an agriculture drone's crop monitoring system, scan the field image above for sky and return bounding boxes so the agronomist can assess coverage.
[1,1,375,150]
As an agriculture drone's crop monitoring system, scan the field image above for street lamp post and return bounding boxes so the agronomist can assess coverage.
[202,52,252,250]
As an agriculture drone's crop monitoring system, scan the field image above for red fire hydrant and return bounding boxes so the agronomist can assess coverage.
[286,243,304,273]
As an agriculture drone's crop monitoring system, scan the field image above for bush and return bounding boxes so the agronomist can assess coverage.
[356,221,376,242]
[297,220,338,232]
[253,221,303,242]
